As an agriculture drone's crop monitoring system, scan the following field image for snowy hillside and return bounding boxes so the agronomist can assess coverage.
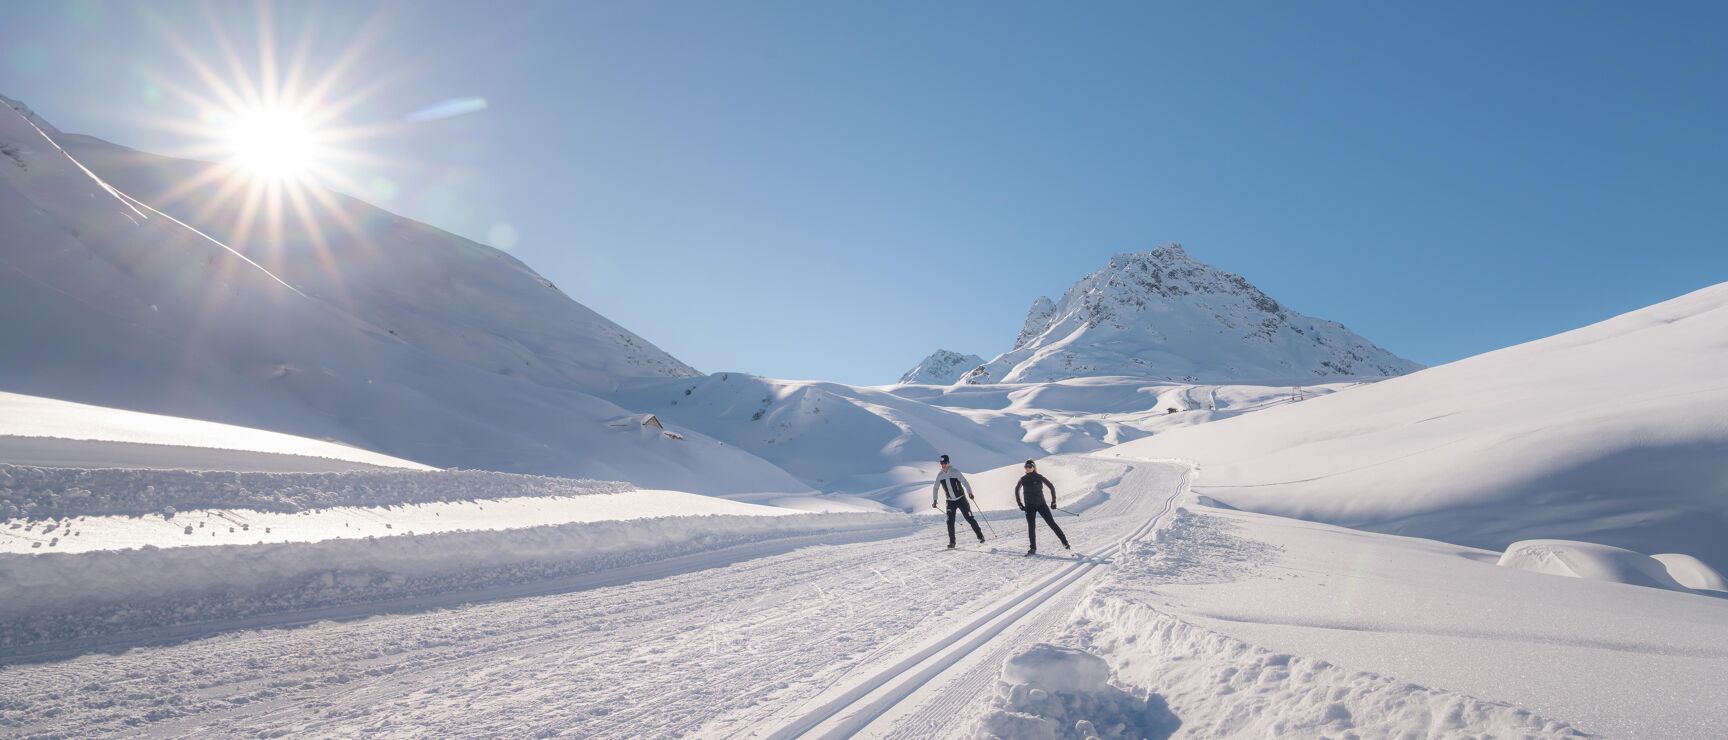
[613,372,1355,505]
[965,244,1422,384]
[9,95,699,393]
[0,390,430,472]
[0,96,802,494]
[1106,281,1728,571]
[897,349,983,385]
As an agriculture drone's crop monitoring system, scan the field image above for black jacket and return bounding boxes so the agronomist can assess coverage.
[1015,473,1055,508]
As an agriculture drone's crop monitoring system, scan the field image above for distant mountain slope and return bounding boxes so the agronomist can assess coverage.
[966,244,1421,384]
[897,350,984,385]
[0,96,802,494]
[1105,282,1728,570]
[612,372,1358,507]
[47,121,695,393]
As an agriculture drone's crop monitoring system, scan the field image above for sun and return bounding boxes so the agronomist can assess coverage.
[218,106,325,183]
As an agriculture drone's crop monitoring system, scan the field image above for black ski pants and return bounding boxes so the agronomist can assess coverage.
[947,497,983,546]
[1023,503,1067,550]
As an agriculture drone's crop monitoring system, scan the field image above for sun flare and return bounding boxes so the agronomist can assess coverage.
[216,106,325,183]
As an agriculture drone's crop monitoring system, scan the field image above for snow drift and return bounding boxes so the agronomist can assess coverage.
[1496,539,1693,592]
[1106,282,1728,570]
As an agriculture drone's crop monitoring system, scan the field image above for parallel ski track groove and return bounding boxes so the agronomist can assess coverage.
[766,461,1185,739]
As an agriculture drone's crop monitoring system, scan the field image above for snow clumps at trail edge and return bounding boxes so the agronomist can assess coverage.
[1497,539,1719,593]
[1067,597,1585,738]
[967,643,1179,740]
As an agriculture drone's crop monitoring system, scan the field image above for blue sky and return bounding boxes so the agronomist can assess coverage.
[4,1,1725,385]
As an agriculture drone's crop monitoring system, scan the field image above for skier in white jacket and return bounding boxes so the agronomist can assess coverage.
[932,454,985,549]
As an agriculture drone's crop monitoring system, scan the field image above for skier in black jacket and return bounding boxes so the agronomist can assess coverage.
[1015,460,1069,555]
[932,454,985,549]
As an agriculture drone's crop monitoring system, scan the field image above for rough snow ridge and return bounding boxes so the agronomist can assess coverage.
[0,464,631,520]
[966,243,1422,384]
[1053,597,1584,738]
[897,349,985,385]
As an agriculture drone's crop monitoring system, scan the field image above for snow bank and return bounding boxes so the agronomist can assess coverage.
[0,464,631,520]
[0,507,907,651]
[969,643,1179,740]
[1073,596,1582,738]
[1652,553,1728,592]
[1497,540,1693,592]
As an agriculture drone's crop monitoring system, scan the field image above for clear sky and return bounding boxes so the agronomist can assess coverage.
[4,1,1725,385]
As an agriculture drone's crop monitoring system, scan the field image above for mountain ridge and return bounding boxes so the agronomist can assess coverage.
[965,243,1421,384]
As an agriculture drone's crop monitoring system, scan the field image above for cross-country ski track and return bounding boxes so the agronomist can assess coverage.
[0,456,1184,738]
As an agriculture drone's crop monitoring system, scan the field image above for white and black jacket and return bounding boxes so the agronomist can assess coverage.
[932,468,974,506]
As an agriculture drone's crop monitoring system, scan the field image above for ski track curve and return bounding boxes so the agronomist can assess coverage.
[0,457,1184,739]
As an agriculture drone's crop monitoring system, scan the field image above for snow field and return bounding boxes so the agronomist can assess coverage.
[0,390,432,472]
[1106,282,1728,572]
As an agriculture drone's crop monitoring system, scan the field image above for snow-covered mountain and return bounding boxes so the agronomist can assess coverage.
[897,349,983,385]
[1106,280,1728,571]
[0,95,802,494]
[965,244,1422,384]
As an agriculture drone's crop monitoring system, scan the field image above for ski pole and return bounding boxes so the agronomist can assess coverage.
[977,501,999,538]
[1054,506,1080,517]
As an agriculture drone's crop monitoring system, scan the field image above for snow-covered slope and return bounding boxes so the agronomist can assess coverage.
[897,349,983,385]
[966,244,1422,384]
[613,372,1356,506]
[1105,281,1728,570]
[0,390,430,471]
[610,373,1046,494]
[0,96,803,494]
[42,107,696,394]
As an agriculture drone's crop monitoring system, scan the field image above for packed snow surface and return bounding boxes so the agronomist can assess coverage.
[0,390,429,472]
[1106,281,1728,571]
[899,349,985,385]
[0,97,804,494]
[964,244,1421,384]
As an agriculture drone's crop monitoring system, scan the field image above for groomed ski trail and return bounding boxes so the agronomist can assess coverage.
[0,457,1184,738]
[760,458,1186,739]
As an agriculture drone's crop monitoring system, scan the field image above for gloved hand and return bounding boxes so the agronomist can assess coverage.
[1018,506,1027,512]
